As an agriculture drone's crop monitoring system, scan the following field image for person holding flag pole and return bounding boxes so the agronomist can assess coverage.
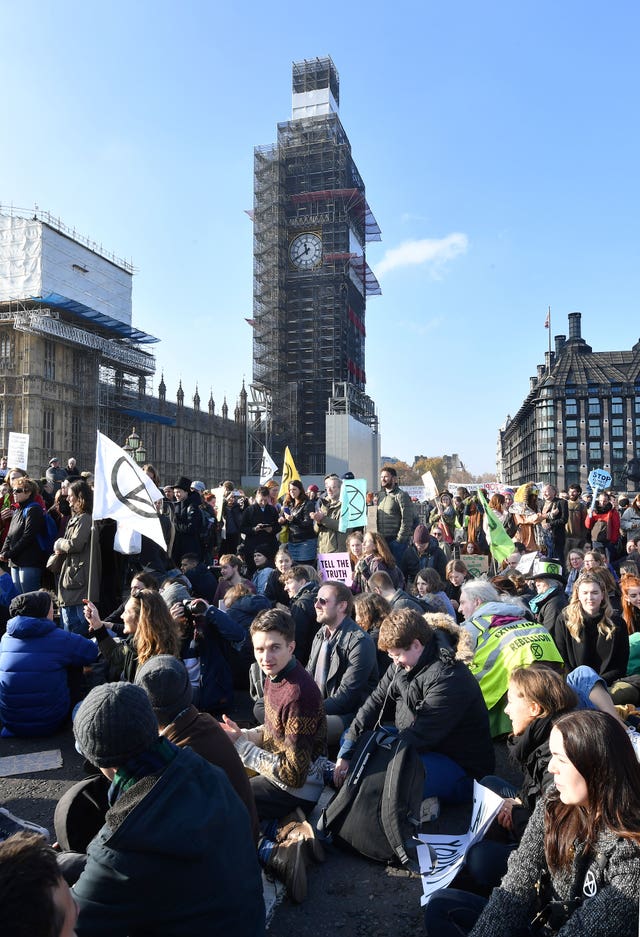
[88,432,167,604]
[476,487,516,573]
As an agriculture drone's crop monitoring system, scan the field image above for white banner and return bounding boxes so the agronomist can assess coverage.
[259,446,278,485]
[418,781,503,905]
[92,431,166,551]
[7,432,29,471]
[421,472,438,502]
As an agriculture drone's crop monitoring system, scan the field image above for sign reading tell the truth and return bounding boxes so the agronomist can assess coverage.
[317,552,352,587]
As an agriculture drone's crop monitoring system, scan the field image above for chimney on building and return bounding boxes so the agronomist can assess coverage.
[544,351,555,371]
[530,376,538,391]
[554,334,566,356]
[568,312,582,340]
[537,364,546,379]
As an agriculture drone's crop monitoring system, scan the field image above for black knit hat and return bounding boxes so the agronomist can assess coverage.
[73,683,159,768]
[173,476,192,492]
[9,590,52,619]
[135,655,193,726]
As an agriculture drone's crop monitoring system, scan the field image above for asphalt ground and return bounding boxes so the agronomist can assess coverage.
[0,693,520,935]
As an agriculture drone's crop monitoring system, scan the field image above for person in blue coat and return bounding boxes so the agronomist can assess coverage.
[0,590,98,737]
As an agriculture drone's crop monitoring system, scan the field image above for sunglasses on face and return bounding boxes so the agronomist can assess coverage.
[314,596,329,606]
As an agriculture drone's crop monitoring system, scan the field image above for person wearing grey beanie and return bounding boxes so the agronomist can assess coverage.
[73,683,159,769]
[66,681,265,935]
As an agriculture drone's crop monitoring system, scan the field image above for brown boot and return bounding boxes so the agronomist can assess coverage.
[265,837,308,903]
[276,808,326,863]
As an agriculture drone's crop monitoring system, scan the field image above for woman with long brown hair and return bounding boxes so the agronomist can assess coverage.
[425,710,640,936]
[277,479,317,563]
[352,530,402,593]
[84,588,181,682]
[53,479,95,636]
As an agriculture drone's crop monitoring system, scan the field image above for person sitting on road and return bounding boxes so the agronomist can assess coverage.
[62,682,265,936]
[306,580,378,745]
[458,580,564,736]
[220,607,327,903]
[333,609,494,803]
[0,590,98,738]
[368,569,425,614]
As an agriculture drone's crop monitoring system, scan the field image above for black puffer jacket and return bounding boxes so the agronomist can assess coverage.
[2,498,46,569]
[343,629,495,780]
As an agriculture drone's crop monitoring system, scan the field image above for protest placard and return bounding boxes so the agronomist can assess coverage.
[317,552,352,586]
[418,781,503,905]
[7,432,29,471]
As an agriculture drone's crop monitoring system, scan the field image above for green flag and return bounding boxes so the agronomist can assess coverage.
[476,487,516,565]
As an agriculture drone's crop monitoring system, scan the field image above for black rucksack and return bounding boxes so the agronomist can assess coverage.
[318,726,424,870]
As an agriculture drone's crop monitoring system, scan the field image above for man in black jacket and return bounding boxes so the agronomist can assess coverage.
[333,609,494,802]
[240,487,280,574]
[306,581,377,745]
[400,524,447,586]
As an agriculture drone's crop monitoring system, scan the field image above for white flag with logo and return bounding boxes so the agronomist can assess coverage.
[259,446,278,485]
[93,431,166,551]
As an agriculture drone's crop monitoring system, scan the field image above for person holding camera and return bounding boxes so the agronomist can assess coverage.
[170,596,246,715]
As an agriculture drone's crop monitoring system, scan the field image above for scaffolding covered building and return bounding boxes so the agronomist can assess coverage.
[0,207,245,482]
[250,57,381,479]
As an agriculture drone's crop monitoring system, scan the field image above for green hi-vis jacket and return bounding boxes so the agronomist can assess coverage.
[469,615,564,735]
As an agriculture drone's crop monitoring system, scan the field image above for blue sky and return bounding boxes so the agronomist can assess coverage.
[2,1,639,474]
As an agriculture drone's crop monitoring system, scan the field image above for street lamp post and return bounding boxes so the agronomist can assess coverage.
[123,427,147,465]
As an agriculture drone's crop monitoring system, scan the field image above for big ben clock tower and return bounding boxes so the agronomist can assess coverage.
[251,57,381,478]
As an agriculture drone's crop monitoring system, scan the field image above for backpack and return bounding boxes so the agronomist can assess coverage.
[318,726,424,870]
[591,518,609,544]
[23,505,58,556]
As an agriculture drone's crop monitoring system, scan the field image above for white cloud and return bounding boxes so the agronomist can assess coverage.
[375,232,469,279]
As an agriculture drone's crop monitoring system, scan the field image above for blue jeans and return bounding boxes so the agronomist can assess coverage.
[10,566,42,594]
[566,665,605,709]
[421,752,473,803]
[61,605,89,637]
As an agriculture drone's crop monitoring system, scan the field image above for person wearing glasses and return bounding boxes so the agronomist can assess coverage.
[306,581,377,744]
[0,478,46,594]
[310,473,348,555]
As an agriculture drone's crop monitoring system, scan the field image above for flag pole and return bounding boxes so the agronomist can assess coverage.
[547,306,552,372]
[87,519,98,604]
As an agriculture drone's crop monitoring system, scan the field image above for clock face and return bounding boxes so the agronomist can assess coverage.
[289,233,323,269]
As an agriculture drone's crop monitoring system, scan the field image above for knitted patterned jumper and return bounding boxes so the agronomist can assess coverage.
[235,659,327,800]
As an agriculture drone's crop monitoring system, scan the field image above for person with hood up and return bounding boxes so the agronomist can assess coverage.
[459,580,564,736]
[0,590,98,737]
[508,482,544,553]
